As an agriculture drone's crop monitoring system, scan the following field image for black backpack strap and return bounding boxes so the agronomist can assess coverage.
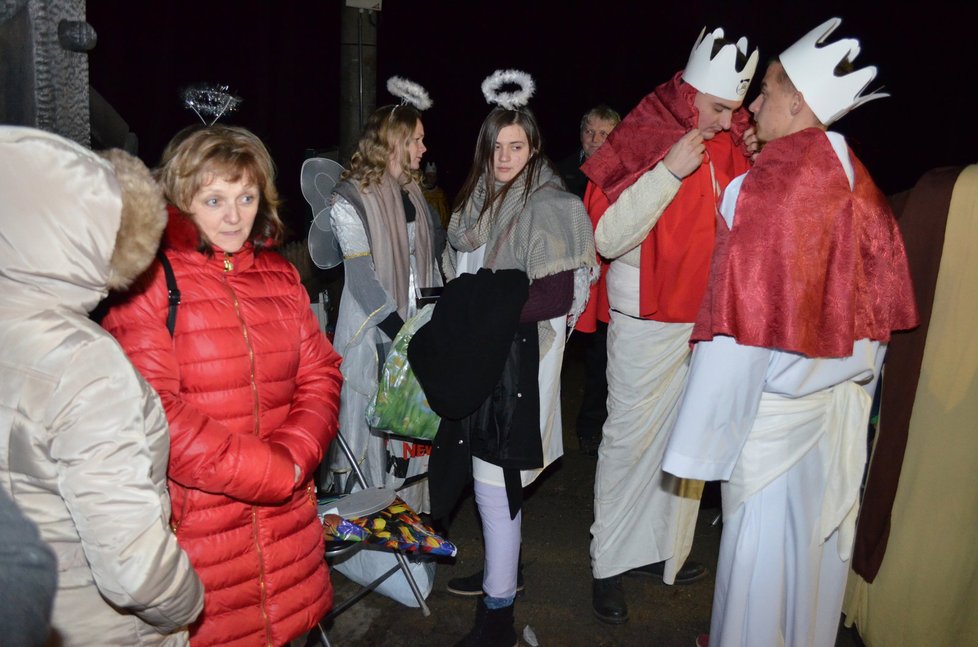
[157,251,180,336]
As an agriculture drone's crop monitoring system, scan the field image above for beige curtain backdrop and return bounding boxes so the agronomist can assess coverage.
[844,164,978,646]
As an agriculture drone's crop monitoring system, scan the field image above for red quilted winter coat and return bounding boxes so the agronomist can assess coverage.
[103,209,343,647]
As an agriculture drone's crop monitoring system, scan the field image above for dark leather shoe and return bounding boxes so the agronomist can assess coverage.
[592,576,628,624]
[627,559,708,584]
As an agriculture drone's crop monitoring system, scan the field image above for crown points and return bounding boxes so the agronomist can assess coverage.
[682,26,759,101]
[779,17,888,125]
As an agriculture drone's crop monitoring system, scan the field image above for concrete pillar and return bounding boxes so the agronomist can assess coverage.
[338,5,378,165]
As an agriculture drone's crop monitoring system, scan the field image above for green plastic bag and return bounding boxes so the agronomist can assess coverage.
[366,305,440,440]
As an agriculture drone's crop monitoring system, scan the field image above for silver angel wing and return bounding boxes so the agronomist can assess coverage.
[303,157,345,270]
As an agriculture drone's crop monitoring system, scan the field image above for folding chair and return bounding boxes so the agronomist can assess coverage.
[318,429,432,627]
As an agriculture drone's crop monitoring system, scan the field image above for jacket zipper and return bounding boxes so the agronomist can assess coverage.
[171,489,188,534]
[225,258,271,644]
[224,260,261,435]
[252,506,273,646]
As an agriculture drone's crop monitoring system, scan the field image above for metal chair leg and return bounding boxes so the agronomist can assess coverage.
[333,429,370,490]
[315,622,331,647]
[394,551,431,616]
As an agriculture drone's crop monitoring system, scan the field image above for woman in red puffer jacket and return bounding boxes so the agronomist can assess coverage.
[103,125,343,647]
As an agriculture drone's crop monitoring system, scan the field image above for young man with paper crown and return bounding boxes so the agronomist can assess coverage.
[662,18,918,647]
[581,26,758,624]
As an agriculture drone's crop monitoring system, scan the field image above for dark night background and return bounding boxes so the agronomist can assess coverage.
[87,1,977,240]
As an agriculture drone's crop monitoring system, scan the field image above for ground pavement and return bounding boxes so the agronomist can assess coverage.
[323,335,867,647]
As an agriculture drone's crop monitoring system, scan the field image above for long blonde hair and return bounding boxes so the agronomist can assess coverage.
[344,104,422,189]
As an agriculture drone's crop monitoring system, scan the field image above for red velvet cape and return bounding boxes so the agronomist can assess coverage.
[692,128,918,357]
[582,71,750,203]
[581,71,752,322]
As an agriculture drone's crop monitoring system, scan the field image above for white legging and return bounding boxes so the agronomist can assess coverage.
[474,479,522,599]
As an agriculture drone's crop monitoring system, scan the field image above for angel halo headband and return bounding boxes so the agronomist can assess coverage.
[181,83,242,125]
[482,69,536,110]
[386,76,432,111]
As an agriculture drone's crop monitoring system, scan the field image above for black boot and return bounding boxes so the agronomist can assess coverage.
[592,575,628,624]
[453,597,518,647]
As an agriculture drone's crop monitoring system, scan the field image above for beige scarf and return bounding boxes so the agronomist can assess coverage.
[356,172,436,318]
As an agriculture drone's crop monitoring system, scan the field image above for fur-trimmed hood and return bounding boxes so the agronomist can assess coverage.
[100,148,168,290]
[0,126,166,314]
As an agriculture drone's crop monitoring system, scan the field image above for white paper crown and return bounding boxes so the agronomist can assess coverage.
[682,27,759,101]
[779,17,888,125]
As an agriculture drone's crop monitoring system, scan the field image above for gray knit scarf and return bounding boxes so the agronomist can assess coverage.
[447,164,596,351]
[448,164,594,281]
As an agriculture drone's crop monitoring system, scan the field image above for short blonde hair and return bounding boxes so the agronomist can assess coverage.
[580,105,621,132]
[344,104,422,190]
[157,125,283,252]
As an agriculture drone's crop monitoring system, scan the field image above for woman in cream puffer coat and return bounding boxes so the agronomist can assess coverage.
[0,126,204,645]
[102,125,343,647]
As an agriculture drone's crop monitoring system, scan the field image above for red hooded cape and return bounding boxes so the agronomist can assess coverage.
[579,71,751,324]
[692,128,918,357]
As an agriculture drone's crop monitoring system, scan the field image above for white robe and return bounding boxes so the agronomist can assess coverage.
[330,195,429,511]
[587,160,706,583]
[663,131,887,647]
[589,261,702,582]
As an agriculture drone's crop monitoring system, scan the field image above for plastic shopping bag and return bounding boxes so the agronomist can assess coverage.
[366,305,440,440]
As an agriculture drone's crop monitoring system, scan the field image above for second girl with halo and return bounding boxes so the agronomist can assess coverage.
[436,69,597,646]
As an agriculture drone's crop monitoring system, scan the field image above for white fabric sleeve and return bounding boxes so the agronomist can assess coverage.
[663,335,771,481]
[594,162,681,260]
[331,195,371,257]
[330,195,397,320]
[765,339,881,397]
